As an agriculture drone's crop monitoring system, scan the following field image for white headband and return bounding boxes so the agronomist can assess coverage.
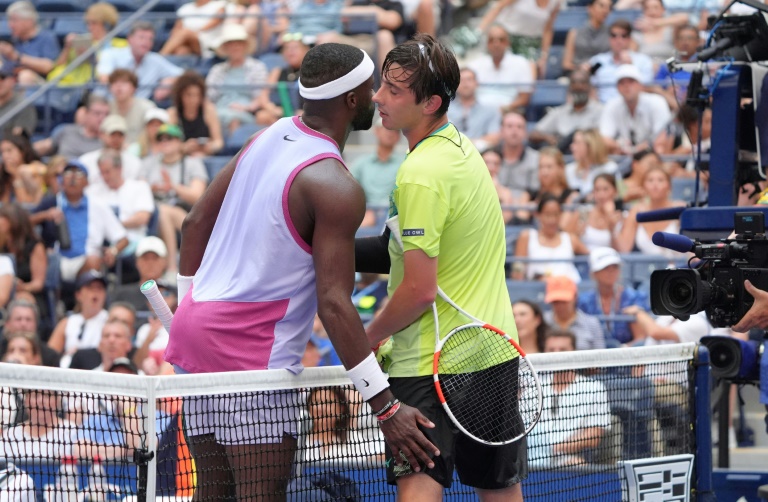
[298,50,374,100]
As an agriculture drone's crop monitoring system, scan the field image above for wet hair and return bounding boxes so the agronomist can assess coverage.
[381,34,460,117]
[299,43,366,92]
[513,299,548,353]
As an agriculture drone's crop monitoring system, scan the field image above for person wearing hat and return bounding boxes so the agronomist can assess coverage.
[588,20,654,103]
[34,95,110,159]
[599,63,671,155]
[47,270,110,367]
[140,123,208,277]
[543,275,605,350]
[206,25,269,135]
[129,107,171,159]
[0,62,37,140]
[111,236,171,311]
[577,246,650,347]
[79,114,144,184]
[86,148,155,257]
[108,69,157,145]
[30,159,129,284]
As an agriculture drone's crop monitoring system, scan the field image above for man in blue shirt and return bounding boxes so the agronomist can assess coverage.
[0,0,60,85]
[96,21,183,102]
[578,247,650,347]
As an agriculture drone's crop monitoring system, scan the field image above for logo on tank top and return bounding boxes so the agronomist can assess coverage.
[403,229,425,236]
[283,135,296,142]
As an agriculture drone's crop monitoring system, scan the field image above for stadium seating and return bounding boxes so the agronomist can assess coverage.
[542,45,565,80]
[526,80,568,123]
[203,156,230,180]
[222,123,264,155]
[552,8,588,46]
[506,279,547,304]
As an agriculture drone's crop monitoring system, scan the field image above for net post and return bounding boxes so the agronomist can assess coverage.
[694,343,717,501]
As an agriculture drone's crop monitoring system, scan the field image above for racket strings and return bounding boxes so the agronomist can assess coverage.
[437,326,539,444]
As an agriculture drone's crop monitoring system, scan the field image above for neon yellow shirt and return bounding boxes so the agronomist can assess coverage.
[386,123,518,378]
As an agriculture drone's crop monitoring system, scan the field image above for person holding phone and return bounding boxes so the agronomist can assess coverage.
[167,70,224,157]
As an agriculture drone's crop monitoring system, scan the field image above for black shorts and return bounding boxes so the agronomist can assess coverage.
[385,372,529,490]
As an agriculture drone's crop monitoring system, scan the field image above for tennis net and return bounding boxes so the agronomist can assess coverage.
[0,343,699,501]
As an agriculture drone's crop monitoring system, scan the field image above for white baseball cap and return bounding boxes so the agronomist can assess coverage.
[135,236,167,258]
[589,247,621,272]
[615,64,643,83]
[144,107,170,125]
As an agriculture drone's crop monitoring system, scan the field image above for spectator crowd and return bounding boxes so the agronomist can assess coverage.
[0,0,758,494]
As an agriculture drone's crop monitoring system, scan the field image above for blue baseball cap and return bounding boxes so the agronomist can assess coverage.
[63,159,88,176]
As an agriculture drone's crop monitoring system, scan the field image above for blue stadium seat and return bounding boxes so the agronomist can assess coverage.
[0,19,11,39]
[542,45,565,80]
[203,156,230,180]
[258,52,286,72]
[343,15,376,35]
[506,279,547,304]
[34,87,84,132]
[607,9,643,25]
[526,81,568,123]
[165,54,200,70]
[223,123,264,155]
[671,177,698,201]
[552,8,588,46]
[109,0,139,11]
[149,0,178,12]
[35,0,84,12]
[53,17,87,43]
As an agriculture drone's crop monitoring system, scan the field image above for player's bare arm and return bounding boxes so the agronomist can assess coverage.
[293,158,440,470]
[179,153,240,276]
[366,249,437,347]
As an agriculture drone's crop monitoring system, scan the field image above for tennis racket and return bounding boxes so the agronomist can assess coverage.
[140,280,174,332]
[386,216,542,446]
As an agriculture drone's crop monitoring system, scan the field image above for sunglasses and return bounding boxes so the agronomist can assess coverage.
[62,170,86,178]
[610,32,630,39]
[282,32,304,43]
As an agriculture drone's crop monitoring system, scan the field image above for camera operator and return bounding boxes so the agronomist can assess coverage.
[730,280,768,332]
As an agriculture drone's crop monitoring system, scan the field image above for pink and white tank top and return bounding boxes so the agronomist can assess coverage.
[164,116,344,374]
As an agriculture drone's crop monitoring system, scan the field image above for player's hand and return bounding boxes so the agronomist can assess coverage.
[379,404,440,472]
[732,280,768,332]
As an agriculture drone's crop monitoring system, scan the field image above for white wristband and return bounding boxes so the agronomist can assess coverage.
[347,352,389,402]
[177,274,193,301]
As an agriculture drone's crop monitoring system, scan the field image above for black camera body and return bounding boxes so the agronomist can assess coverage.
[650,212,768,327]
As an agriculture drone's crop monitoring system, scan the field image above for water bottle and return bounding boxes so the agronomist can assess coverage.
[45,455,80,502]
[83,457,106,502]
[57,214,71,251]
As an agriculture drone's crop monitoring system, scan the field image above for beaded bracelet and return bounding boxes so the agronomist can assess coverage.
[376,401,402,422]
[373,398,399,417]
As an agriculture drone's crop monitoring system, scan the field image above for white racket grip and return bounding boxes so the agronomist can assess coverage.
[140,280,174,333]
[177,274,193,301]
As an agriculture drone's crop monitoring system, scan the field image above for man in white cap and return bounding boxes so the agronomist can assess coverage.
[599,64,671,155]
[205,25,269,136]
[589,20,654,102]
[78,114,144,183]
[578,246,650,347]
[111,236,169,311]
[165,43,439,500]
[86,148,155,255]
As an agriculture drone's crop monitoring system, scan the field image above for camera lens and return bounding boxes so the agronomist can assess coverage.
[668,281,693,308]
[663,275,696,311]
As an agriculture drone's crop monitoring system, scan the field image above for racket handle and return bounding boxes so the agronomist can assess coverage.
[140,280,174,333]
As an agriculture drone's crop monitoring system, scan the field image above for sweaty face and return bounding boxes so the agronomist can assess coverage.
[351,76,376,132]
